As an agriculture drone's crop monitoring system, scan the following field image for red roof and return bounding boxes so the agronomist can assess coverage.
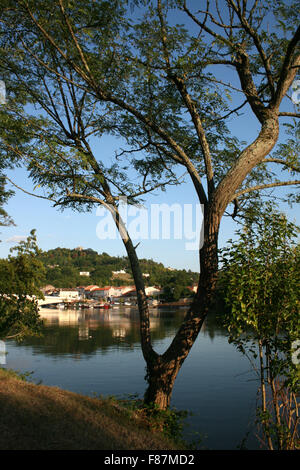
[123,288,137,296]
[84,285,99,291]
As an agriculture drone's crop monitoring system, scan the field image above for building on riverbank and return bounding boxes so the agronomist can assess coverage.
[40,285,56,295]
[82,285,100,299]
[58,289,79,301]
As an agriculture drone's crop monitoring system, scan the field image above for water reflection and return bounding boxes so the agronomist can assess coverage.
[5,306,259,449]
[16,307,185,357]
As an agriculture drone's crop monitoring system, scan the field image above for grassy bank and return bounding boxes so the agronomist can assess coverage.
[0,368,185,450]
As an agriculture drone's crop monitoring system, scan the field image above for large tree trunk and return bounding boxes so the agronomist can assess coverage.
[112,205,158,364]
[110,200,220,409]
[144,206,221,408]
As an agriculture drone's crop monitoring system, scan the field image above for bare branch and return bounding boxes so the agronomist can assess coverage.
[272,25,300,109]
[5,176,57,203]
[157,1,214,196]
[182,1,234,48]
[227,0,276,98]
[152,142,208,205]
[213,99,248,121]
[231,180,300,201]
[279,112,300,118]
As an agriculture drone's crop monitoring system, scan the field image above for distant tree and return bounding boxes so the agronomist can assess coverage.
[220,205,299,450]
[0,176,14,228]
[0,230,45,340]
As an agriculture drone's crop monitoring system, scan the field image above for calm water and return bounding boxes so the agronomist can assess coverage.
[3,306,260,450]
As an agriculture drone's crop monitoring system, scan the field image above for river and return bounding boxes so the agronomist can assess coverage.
[3,306,261,450]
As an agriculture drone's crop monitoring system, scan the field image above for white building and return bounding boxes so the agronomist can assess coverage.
[90,287,110,299]
[90,285,134,300]
[79,271,90,277]
[58,289,79,301]
[145,286,162,297]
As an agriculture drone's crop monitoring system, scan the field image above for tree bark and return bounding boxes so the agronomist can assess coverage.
[111,204,158,364]
[144,204,221,408]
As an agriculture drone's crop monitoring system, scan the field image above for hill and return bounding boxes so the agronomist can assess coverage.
[38,247,198,296]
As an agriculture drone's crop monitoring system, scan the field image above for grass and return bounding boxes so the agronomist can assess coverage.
[0,368,185,450]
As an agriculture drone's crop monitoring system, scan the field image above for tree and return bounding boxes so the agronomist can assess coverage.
[220,205,299,449]
[0,176,14,228]
[0,0,299,408]
[0,230,45,340]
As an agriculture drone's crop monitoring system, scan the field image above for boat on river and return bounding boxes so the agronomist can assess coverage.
[93,303,110,309]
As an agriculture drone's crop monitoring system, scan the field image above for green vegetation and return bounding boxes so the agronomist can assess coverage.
[220,206,300,450]
[0,176,14,228]
[0,230,45,340]
[0,367,186,450]
[37,247,198,293]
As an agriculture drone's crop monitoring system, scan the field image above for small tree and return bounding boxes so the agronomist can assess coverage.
[0,230,45,340]
[220,205,299,450]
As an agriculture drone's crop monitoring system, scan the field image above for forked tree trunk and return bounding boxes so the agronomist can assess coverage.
[144,207,221,408]
[112,206,157,363]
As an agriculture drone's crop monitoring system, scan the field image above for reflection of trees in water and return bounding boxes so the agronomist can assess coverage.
[201,311,229,342]
[10,309,186,357]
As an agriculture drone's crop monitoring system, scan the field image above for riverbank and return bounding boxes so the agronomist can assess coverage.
[0,368,185,450]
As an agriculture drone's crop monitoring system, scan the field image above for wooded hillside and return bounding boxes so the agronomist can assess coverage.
[37,247,198,291]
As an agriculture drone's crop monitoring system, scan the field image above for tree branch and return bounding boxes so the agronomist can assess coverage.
[231,180,300,201]
[157,1,215,197]
[272,25,300,109]
[227,0,276,98]
[182,1,234,48]
[279,112,300,118]
[262,158,300,173]
[5,176,57,203]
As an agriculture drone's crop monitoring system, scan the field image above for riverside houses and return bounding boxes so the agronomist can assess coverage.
[77,285,163,301]
[89,286,135,301]
[83,285,100,299]
[58,288,79,301]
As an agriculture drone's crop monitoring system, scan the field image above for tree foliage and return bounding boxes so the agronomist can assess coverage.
[0,230,45,340]
[220,206,299,449]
